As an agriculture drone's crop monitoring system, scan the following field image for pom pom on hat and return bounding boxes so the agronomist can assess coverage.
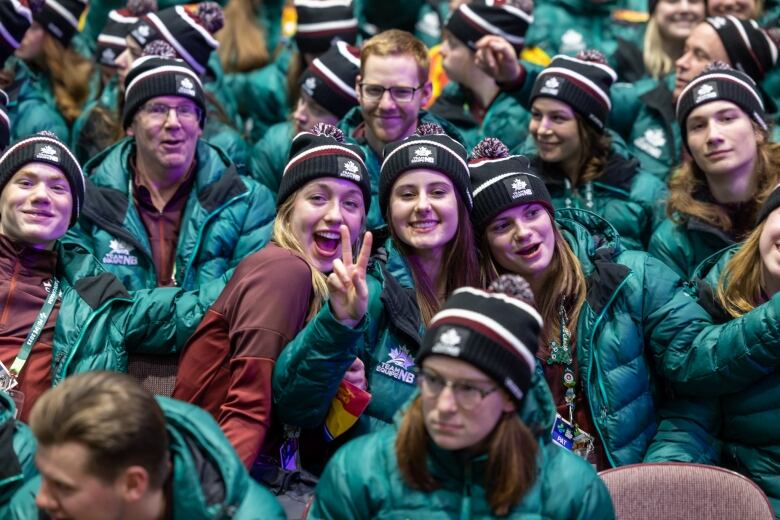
[143,39,177,59]
[311,122,345,142]
[195,1,224,33]
[488,274,536,306]
[127,0,157,15]
[471,137,510,160]
[415,122,446,136]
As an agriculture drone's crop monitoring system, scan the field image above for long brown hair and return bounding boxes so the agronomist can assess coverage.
[667,130,780,232]
[481,220,587,350]
[31,34,92,123]
[387,191,481,325]
[715,223,764,318]
[217,0,270,73]
[396,396,539,516]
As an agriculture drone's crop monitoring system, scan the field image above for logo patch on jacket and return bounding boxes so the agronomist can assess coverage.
[375,345,416,384]
[103,239,139,266]
[633,127,667,159]
[560,29,585,54]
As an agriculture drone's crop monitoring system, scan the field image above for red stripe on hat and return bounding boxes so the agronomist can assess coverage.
[433,315,531,364]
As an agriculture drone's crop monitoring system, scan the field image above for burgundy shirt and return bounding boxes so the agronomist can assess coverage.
[0,234,59,422]
[131,158,196,287]
[173,243,314,467]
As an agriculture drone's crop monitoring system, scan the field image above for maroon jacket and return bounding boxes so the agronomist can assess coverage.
[173,243,314,467]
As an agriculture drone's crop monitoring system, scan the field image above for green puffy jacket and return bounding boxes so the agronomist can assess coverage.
[337,107,465,230]
[64,138,275,292]
[309,372,615,519]
[9,396,285,519]
[648,215,737,280]
[430,82,532,152]
[554,208,716,466]
[0,393,36,518]
[524,0,645,70]
[5,59,70,144]
[273,238,421,437]
[249,120,294,196]
[645,249,780,518]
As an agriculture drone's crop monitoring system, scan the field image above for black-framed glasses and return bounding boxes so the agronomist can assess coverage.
[140,102,201,124]
[418,370,499,410]
[359,83,424,103]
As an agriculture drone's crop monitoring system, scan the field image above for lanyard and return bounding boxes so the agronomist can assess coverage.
[9,278,60,378]
[563,179,595,210]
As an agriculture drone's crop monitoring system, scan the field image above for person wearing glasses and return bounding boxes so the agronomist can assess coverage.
[338,29,464,230]
[308,277,614,519]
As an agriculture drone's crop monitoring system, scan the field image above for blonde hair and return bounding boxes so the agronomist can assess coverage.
[396,396,538,516]
[272,194,330,321]
[360,29,430,84]
[667,133,780,233]
[643,18,676,80]
[716,223,764,317]
[30,371,170,489]
[217,0,270,73]
[481,219,587,349]
[32,33,92,123]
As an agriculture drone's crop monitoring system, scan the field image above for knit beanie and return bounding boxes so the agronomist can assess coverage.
[379,123,471,218]
[0,0,41,66]
[122,56,206,129]
[34,0,86,45]
[445,0,533,52]
[294,0,357,55]
[0,89,9,151]
[298,40,360,119]
[756,183,780,226]
[417,275,542,404]
[530,50,617,131]
[676,64,767,152]
[278,123,371,209]
[129,2,222,76]
[0,131,84,224]
[705,15,778,82]
[97,0,158,67]
[469,137,552,233]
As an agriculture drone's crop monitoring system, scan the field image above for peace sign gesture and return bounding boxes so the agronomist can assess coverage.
[328,225,373,328]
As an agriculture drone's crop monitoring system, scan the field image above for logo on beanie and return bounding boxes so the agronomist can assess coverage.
[35,144,60,163]
[511,178,533,199]
[102,239,139,266]
[709,16,727,29]
[338,158,362,182]
[694,82,718,104]
[540,77,561,96]
[101,48,116,64]
[410,146,436,165]
[132,23,151,44]
[432,327,467,357]
[375,345,416,385]
[302,76,318,96]
[177,76,196,97]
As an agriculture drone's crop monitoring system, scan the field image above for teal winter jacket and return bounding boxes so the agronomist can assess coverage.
[309,372,615,519]
[64,138,275,292]
[0,393,36,518]
[248,120,294,196]
[9,397,285,519]
[5,60,70,144]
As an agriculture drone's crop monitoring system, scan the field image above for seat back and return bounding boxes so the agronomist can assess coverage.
[598,462,774,520]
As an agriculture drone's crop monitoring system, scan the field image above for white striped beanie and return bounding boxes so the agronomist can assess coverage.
[298,40,360,119]
[705,16,778,82]
[34,0,86,45]
[96,0,157,67]
[294,0,357,55]
[530,52,617,131]
[122,56,206,129]
[417,281,543,404]
[129,3,222,76]
[278,123,370,209]
[445,0,533,52]
[379,123,472,218]
[0,0,40,65]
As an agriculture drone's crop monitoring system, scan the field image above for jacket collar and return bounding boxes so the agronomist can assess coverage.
[372,238,423,347]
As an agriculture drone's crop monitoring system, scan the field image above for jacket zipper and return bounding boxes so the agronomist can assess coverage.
[586,272,634,468]
[460,461,472,520]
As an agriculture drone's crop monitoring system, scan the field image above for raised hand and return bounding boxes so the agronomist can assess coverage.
[475,35,522,84]
[327,225,373,328]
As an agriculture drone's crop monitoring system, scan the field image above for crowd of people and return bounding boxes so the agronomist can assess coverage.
[0,0,778,518]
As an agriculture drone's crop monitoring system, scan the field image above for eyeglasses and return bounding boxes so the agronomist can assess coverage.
[140,103,201,124]
[418,370,499,410]
[359,83,424,103]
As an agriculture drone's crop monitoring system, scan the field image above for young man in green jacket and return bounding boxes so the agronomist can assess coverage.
[12,371,285,519]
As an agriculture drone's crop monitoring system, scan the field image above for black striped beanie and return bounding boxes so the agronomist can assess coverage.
[298,40,360,119]
[417,285,542,404]
[705,15,778,82]
[294,0,357,55]
[0,0,39,65]
[445,0,533,52]
[34,0,86,45]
